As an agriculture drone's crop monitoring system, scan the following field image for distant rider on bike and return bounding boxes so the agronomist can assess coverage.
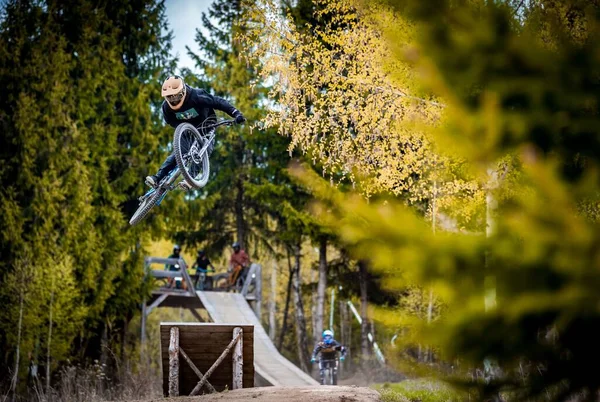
[192,249,215,290]
[145,75,246,189]
[311,329,347,385]
[228,241,250,287]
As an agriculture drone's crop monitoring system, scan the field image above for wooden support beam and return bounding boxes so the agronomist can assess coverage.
[146,293,168,316]
[168,327,180,397]
[232,327,243,390]
[179,347,217,394]
[240,264,256,296]
[255,265,262,318]
[140,297,147,363]
[188,308,204,322]
[189,328,243,396]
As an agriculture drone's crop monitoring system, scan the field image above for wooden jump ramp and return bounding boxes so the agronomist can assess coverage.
[161,323,254,396]
[196,291,318,387]
[151,259,317,396]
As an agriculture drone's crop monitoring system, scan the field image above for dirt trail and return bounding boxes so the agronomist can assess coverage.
[136,386,381,402]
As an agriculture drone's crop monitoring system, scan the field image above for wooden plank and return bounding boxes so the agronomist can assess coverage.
[189,328,243,396]
[232,327,243,390]
[160,322,254,331]
[160,323,254,396]
[179,347,217,394]
[189,308,204,322]
[146,293,168,315]
[161,338,253,348]
[154,296,203,309]
[168,327,179,397]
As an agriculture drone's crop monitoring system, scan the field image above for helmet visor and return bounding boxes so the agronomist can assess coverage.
[166,92,184,106]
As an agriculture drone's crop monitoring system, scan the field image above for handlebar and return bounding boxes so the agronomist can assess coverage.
[199,119,236,131]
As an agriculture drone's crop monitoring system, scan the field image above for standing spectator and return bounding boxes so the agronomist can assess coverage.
[228,242,250,288]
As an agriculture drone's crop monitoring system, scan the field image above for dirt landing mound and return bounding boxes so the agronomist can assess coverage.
[139,386,381,402]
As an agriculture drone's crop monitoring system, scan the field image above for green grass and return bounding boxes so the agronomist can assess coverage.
[373,379,465,402]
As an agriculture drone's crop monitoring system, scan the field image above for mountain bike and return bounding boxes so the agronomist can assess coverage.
[129,119,235,226]
[318,359,338,385]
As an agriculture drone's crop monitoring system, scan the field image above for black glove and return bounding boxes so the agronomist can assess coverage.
[235,114,246,125]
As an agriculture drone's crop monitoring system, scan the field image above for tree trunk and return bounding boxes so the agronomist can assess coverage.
[121,314,130,369]
[235,179,246,249]
[12,273,25,397]
[100,323,109,368]
[339,300,350,371]
[292,243,311,372]
[314,237,327,343]
[358,260,370,363]
[278,251,294,350]
[269,262,277,341]
[311,267,316,342]
[46,273,55,393]
[426,288,434,363]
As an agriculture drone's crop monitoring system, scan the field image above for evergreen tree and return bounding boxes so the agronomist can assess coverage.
[0,0,173,387]
[178,0,300,255]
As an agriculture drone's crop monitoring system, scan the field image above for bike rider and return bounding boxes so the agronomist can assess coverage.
[310,329,347,385]
[145,75,246,189]
[228,241,250,287]
[192,249,215,290]
[165,244,185,289]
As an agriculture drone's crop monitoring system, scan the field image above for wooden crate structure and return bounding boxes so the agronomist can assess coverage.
[160,323,254,396]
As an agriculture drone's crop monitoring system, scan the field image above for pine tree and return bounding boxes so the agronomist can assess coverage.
[0,0,173,386]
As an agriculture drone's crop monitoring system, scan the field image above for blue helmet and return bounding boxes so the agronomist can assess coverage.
[322,329,334,344]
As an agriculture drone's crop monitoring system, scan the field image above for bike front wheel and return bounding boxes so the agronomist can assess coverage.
[173,123,210,189]
[212,274,229,290]
[129,188,166,226]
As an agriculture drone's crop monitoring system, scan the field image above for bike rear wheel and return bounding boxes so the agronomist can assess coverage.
[213,274,229,290]
[173,123,210,189]
[129,188,166,226]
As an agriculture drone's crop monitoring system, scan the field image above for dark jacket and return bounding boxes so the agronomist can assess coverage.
[311,339,347,361]
[193,256,213,272]
[162,86,242,130]
[165,253,181,271]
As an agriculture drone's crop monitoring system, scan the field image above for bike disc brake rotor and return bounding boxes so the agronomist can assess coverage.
[180,130,204,177]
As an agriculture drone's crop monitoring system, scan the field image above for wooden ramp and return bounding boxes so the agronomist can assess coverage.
[160,323,254,395]
[197,291,319,386]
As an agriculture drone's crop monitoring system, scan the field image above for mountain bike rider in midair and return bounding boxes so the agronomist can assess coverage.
[145,75,246,189]
[311,329,347,385]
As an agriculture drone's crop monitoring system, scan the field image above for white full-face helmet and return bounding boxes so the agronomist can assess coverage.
[162,75,186,110]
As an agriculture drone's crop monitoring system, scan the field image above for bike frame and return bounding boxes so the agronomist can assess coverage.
[137,120,233,206]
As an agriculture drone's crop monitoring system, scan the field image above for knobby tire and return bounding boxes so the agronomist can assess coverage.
[129,188,165,226]
[173,123,210,189]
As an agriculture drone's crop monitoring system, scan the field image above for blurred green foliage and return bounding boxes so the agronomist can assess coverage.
[375,379,465,402]
[288,0,600,400]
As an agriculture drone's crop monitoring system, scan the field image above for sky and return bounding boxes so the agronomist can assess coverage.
[164,0,213,71]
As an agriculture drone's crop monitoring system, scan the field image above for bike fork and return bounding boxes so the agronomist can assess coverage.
[155,168,181,206]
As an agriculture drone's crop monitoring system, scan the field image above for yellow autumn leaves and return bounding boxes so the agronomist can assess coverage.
[242,0,486,231]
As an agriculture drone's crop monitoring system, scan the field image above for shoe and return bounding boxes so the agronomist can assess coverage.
[145,175,158,189]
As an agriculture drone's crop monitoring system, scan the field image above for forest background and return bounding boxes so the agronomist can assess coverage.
[1,0,600,401]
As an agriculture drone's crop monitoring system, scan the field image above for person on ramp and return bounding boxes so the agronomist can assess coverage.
[310,329,347,385]
[145,75,246,189]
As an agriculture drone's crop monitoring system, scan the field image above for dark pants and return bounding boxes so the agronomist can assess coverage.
[318,359,337,385]
[155,153,177,182]
[154,135,215,182]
